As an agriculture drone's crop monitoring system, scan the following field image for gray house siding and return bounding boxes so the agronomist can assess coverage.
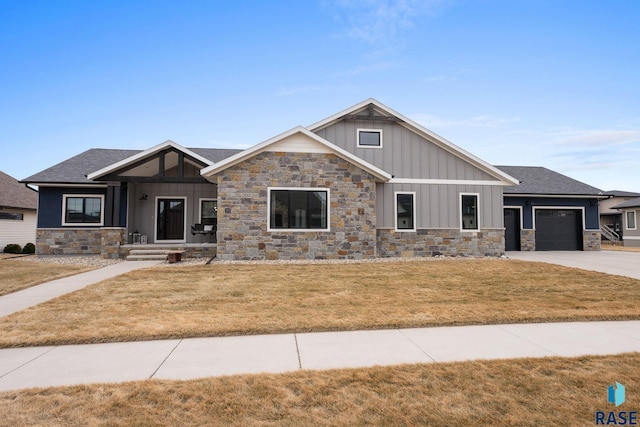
[376,183,503,229]
[127,182,216,244]
[315,120,496,181]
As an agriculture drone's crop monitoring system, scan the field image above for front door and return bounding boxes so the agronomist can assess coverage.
[504,208,521,251]
[157,198,185,241]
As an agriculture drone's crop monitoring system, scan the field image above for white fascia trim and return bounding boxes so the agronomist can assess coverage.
[506,193,607,199]
[389,178,508,186]
[306,98,519,186]
[88,140,214,180]
[200,126,392,182]
[32,183,108,188]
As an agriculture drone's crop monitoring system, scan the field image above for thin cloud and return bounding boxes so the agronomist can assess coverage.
[411,113,519,129]
[550,129,640,148]
[328,0,448,45]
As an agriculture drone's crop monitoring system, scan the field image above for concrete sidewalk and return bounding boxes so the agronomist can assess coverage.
[1,321,639,392]
[0,261,162,317]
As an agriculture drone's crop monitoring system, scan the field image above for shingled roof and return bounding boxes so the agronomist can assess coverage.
[495,166,603,196]
[612,197,640,209]
[0,171,37,210]
[21,147,242,184]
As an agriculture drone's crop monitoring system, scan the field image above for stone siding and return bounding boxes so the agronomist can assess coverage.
[36,228,102,255]
[377,228,505,257]
[583,230,601,251]
[101,227,127,259]
[216,151,377,260]
[521,229,536,251]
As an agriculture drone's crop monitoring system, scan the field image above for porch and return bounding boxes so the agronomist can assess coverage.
[120,243,217,261]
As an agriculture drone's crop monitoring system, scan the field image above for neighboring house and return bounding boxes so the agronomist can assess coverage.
[599,191,640,242]
[0,171,38,249]
[495,166,604,251]
[611,197,640,247]
[24,99,599,260]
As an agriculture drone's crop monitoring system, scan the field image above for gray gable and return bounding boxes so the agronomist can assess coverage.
[23,147,243,184]
[496,166,603,196]
[0,171,37,209]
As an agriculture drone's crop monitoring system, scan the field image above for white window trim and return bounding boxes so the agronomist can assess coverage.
[460,193,480,232]
[267,187,330,232]
[62,194,105,226]
[626,210,637,231]
[154,196,187,243]
[357,128,383,149]
[394,191,416,232]
[198,198,217,224]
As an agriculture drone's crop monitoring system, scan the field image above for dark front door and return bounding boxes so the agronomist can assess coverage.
[157,198,185,241]
[504,208,521,251]
[535,209,582,251]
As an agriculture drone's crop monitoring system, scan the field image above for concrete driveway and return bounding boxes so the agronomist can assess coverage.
[507,250,640,280]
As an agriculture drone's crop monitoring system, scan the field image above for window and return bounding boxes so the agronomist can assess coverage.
[357,129,382,148]
[460,193,479,231]
[0,212,24,220]
[200,199,217,225]
[395,192,416,231]
[62,195,104,225]
[627,211,637,230]
[269,188,329,231]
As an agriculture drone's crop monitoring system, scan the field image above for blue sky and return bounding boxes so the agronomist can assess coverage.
[2,0,639,192]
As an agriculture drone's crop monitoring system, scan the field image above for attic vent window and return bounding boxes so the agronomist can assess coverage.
[357,129,382,148]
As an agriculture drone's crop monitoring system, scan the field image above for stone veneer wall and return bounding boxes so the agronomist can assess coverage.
[36,228,102,255]
[101,227,127,259]
[377,228,505,257]
[583,230,601,251]
[216,152,377,260]
[520,229,536,251]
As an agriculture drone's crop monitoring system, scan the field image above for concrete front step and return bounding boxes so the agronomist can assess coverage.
[127,250,168,261]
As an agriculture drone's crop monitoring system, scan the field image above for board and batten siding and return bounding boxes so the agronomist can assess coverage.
[127,182,216,243]
[0,209,37,247]
[377,183,504,229]
[315,120,496,181]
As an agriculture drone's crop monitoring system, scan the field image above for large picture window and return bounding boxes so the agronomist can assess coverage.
[62,195,104,226]
[460,193,479,231]
[395,192,416,231]
[269,188,329,231]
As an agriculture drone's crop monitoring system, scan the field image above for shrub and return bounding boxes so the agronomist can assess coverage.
[22,243,35,254]
[3,244,22,254]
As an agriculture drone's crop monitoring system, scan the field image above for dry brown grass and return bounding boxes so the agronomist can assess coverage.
[1,259,639,348]
[0,353,638,426]
[0,258,93,296]
[603,244,640,253]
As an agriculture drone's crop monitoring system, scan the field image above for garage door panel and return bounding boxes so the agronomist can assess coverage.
[535,209,582,251]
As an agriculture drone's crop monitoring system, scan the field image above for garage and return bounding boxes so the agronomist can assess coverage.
[535,209,583,251]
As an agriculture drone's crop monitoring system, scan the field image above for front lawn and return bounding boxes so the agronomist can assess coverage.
[0,258,93,296]
[1,259,639,348]
[0,353,638,426]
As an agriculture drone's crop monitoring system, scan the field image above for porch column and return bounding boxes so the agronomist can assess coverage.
[105,182,122,227]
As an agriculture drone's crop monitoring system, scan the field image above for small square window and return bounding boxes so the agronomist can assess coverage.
[357,129,382,148]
